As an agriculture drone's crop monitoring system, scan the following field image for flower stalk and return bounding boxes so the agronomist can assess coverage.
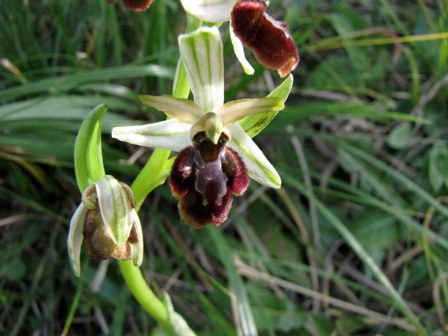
[68,1,296,333]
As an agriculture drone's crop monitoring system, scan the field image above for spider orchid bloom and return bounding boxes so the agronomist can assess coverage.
[179,0,299,77]
[112,27,290,228]
[67,175,143,276]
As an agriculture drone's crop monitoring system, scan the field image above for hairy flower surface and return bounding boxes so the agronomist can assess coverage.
[112,27,290,227]
[170,132,249,227]
[231,0,299,77]
[67,175,143,276]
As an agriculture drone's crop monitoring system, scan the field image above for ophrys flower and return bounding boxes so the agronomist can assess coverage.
[112,27,291,227]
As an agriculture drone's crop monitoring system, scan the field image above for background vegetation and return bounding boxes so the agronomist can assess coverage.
[1,0,448,335]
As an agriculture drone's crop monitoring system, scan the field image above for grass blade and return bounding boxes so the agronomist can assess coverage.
[282,175,427,335]
[208,226,259,336]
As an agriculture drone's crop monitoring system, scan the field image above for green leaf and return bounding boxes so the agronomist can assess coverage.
[239,74,293,138]
[330,5,369,74]
[0,257,26,281]
[429,145,448,192]
[0,65,172,102]
[350,211,398,252]
[74,104,107,191]
[387,123,412,149]
[274,102,429,126]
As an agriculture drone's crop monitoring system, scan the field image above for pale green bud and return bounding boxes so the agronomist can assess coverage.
[67,175,143,276]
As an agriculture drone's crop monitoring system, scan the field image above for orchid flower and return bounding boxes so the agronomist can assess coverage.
[112,27,291,227]
[180,0,255,75]
[179,0,299,77]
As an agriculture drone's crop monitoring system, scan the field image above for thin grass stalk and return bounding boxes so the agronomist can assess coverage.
[283,175,427,335]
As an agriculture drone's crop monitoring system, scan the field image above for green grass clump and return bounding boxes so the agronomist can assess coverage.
[1,1,448,335]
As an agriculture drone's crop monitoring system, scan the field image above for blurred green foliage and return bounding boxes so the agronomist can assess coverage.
[1,0,448,335]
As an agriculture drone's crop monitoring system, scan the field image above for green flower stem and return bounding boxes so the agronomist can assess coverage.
[118,260,172,331]
[118,149,174,333]
[131,148,172,211]
[117,16,195,333]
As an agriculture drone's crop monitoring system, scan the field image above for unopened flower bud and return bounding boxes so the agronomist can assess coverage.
[67,175,143,276]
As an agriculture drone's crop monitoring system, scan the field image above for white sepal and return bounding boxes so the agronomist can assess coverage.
[180,0,237,23]
[218,97,284,123]
[230,24,255,75]
[112,120,191,152]
[140,95,203,123]
[229,123,281,188]
[131,209,144,267]
[67,203,88,277]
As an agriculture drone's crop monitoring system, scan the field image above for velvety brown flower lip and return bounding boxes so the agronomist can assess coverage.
[169,136,249,228]
[107,0,153,12]
[231,0,299,77]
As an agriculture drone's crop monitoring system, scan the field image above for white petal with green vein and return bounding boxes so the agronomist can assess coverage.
[67,204,88,277]
[131,210,144,267]
[230,24,255,75]
[229,123,281,188]
[139,95,203,123]
[112,120,191,152]
[179,27,224,112]
[180,0,237,23]
[218,97,284,123]
[96,175,133,245]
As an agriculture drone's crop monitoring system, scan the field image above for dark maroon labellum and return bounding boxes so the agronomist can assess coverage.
[231,0,299,77]
[107,0,153,12]
[169,133,249,228]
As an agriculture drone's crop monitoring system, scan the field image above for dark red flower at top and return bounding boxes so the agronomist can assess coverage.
[169,132,249,228]
[107,0,153,12]
[231,0,299,77]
